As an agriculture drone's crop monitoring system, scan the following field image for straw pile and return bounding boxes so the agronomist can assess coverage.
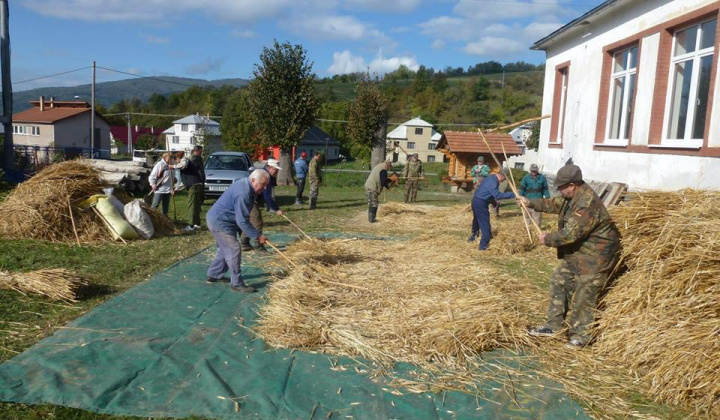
[0,269,88,302]
[591,190,720,416]
[256,235,545,389]
[0,160,108,242]
[0,160,181,243]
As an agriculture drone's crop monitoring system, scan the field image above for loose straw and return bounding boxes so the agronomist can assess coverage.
[265,239,298,269]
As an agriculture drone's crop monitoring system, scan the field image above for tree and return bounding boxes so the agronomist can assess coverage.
[473,77,491,101]
[221,89,256,153]
[347,74,388,168]
[247,40,319,185]
[136,133,159,150]
[526,122,540,151]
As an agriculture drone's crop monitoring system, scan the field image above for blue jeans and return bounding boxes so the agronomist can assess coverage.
[471,198,492,250]
[151,192,170,216]
[207,221,245,287]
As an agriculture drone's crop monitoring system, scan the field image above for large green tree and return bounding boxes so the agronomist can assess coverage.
[221,89,256,153]
[247,40,319,185]
[347,74,388,168]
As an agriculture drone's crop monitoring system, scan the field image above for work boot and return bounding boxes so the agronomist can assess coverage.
[467,233,477,243]
[230,283,257,293]
[368,207,378,223]
[527,326,557,337]
[241,237,253,252]
[295,199,303,205]
[309,197,317,210]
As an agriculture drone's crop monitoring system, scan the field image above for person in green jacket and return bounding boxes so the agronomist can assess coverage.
[517,164,621,348]
[308,152,323,210]
[403,153,423,203]
[470,156,490,186]
[364,160,393,223]
[518,163,550,226]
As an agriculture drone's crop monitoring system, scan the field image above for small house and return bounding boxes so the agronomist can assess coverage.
[436,131,522,191]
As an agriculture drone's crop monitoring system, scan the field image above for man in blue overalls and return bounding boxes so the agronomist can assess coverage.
[470,171,515,250]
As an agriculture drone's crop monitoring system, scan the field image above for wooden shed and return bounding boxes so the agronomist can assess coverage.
[436,131,522,191]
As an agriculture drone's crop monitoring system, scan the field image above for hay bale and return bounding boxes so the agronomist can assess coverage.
[592,190,720,416]
[256,235,544,386]
[0,269,88,302]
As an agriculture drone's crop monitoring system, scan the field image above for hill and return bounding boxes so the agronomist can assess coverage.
[12,76,248,112]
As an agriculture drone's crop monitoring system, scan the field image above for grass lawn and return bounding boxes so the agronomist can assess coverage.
[0,183,694,419]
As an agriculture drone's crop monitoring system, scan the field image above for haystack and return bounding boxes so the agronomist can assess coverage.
[593,190,720,416]
[256,235,545,391]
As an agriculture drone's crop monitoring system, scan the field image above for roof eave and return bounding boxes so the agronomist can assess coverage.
[531,0,621,51]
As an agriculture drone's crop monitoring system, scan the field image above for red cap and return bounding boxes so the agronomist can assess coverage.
[300,152,307,158]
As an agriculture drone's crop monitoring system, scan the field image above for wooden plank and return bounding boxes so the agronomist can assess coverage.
[603,182,628,207]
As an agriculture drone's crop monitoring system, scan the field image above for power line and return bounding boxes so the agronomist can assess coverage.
[317,118,499,127]
[97,66,203,89]
[103,111,223,119]
[12,66,91,85]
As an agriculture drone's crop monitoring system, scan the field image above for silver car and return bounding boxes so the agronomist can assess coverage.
[203,151,254,198]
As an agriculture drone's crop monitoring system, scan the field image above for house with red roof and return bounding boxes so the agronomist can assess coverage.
[12,97,111,156]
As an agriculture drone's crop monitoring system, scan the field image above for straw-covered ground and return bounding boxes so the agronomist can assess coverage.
[257,193,719,419]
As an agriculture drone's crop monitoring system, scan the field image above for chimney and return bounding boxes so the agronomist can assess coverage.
[50,97,55,108]
[39,96,44,111]
[135,125,138,132]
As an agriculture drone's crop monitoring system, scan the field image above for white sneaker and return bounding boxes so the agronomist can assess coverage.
[192,225,202,230]
[182,226,194,232]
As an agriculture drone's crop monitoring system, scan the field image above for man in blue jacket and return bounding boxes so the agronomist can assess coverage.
[518,163,550,226]
[206,170,270,293]
[241,159,283,252]
[293,151,308,205]
[470,171,515,250]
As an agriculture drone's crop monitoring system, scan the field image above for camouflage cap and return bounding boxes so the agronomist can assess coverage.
[529,163,539,171]
[555,164,582,188]
[477,156,485,162]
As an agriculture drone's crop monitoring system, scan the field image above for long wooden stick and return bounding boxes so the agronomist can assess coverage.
[500,142,533,241]
[282,214,312,240]
[500,141,543,235]
[67,196,81,247]
[264,239,299,269]
[487,115,551,133]
[478,130,542,236]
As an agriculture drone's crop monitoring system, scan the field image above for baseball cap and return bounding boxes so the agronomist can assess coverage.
[477,156,484,162]
[555,164,582,189]
[300,152,307,158]
[267,159,282,170]
[529,163,539,171]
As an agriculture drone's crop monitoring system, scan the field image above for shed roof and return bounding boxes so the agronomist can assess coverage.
[300,125,340,146]
[173,114,220,125]
[110,126,166,145]
[437,131,522,155]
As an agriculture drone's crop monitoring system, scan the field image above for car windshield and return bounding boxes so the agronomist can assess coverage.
[205,155,248,171]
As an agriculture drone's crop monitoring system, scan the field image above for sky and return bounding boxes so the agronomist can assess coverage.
[10,0,603,91]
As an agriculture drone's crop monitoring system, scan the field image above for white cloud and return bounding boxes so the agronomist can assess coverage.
[186,58,225,76]
[328,50,367,74]
[454,0,569,21]
[230,29,256,38]
[139,33,169,44]
[343,0,421,13]
[327,50,419,75]
[523,21,563,40]
[281,14,396,49]
[462,37,526,57]
[23,0,292,22]
[417,16,480,41]
[430,39,445,49]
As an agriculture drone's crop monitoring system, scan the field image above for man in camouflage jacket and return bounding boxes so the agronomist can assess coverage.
[403,153,423,203]
[516,164,621,348]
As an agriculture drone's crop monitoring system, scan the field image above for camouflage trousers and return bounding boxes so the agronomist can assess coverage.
[545,258,615,344]
[309,179,320,200]
[240,203,263,243]
[366,189,380,208]
[404,180,418,203]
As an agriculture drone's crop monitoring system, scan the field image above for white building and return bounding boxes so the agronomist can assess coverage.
[506,124,542,170]
[163,114,222,153]
[532,0,720,190]
[385,117,445,163]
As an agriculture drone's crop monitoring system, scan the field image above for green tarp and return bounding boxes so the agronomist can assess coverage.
[0,234,589,419]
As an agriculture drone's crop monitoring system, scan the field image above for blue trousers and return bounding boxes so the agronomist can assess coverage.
[471,198,492,250]
[207,220,245,287]
[151,192,170,216]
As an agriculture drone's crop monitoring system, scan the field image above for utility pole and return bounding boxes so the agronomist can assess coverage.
[0,0,12,171]
[126,112,131,156]
[501,68,505,90]
[324,137,328,165]
[90,60,96,158]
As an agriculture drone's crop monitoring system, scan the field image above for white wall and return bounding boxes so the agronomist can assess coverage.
[537,0,720,190]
